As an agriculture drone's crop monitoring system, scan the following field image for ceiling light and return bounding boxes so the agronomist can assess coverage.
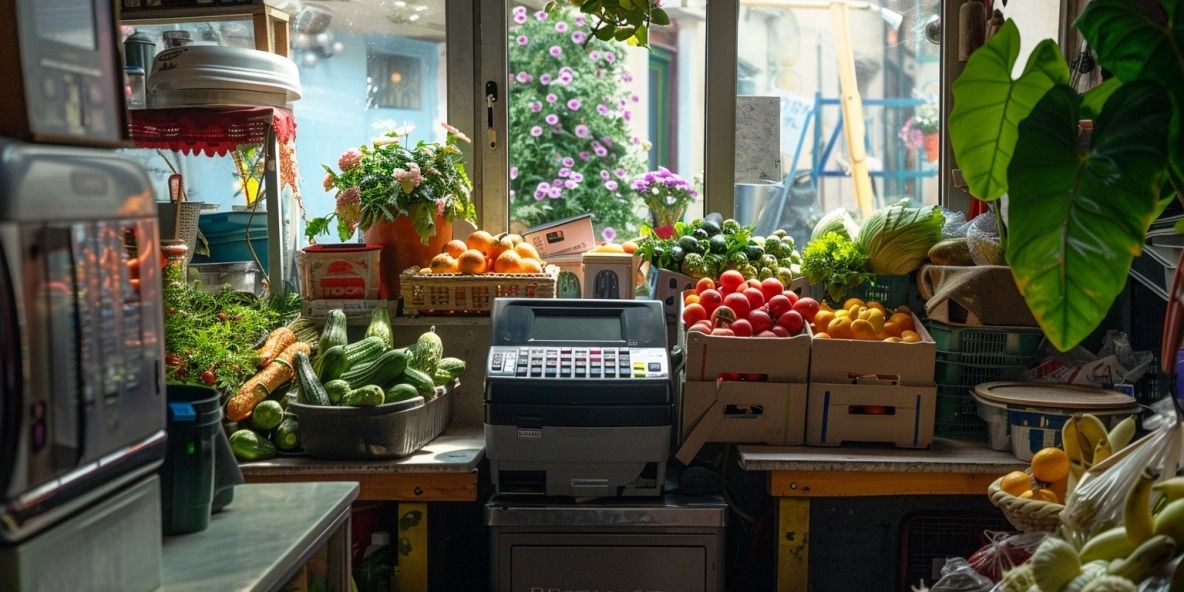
[408,14,420,21]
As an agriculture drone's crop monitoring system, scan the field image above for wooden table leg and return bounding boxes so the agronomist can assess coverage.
[397,502,429,592]
[778,497,809,592]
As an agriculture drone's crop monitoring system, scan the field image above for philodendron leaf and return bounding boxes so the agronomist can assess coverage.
[949,19,1069,202]
[1006,81,1170,351]
[1080,79,1122,120]
[1077,0,1184,97]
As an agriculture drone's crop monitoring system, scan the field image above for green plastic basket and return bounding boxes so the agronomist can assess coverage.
[924,321,1044,360]
[934,355,1035,387]
[934,389,987,441]
[813,274,915,309]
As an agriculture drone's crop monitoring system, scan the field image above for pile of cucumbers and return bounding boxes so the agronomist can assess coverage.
[228,306,466,462]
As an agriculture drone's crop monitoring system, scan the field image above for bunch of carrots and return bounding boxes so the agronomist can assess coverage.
[225,327,310,422]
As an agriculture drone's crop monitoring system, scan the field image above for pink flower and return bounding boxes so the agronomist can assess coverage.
[597,103,609,115]
[338,148,363,172]
[530,101,543,112]
[435,198,447,217]
[545,114,559,125]
[336,187,362,229]
[615,168,627,178]
[510,166,519,180]
[605,52,616,63]
[567,99,581,111]
[516,35,528,45]
[575,124,590,138]
[605,180,619,191]
[571,31,586,44]
[441,122,470,143]
[322,172,334,191]
[530,126,543,137]
[622,72,634,83]
[549,46,562,58]
[601,136,613,147]
[558,167,571,177]
[623,110,632,122]
[602,227,617,242]
[516,72,532,83]
[540,73,552,85]
[555,22,568,33]
[590,51,600,61]
[512,6,526,16]
[393,162,423,194]
[600,170,611,181]
[579,151,592,161]
[546,93,558,103]
[535,10,547,21]
[575,15,586,26]
[562,157,575,167]
[564,179,577,189]
[513,14,527,24]
[558,72,573,85]
[548,186,562,199]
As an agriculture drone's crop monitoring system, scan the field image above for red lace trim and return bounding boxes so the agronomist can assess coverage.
[127,106,296,156]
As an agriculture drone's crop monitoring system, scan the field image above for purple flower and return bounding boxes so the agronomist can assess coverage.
[632,95,640,103]
[535,10,547,21]
[546,93,558,104]
[513,14,527,24]
[555,21,568,33]
[540,73,552,85]
[630,136,641,145]
[602,227,617,242]
[337,148,363,172]
[567,99,581,111]
[623,110,632,122]
[589,51,600,61]
[512,6,526,16]
[644,173,656,183]
[530,126,543,137]
[530,101,543,113]
[571,31,587,44]
[562,157,575,167]
[545,113,559,125]
[615,168,627,178]
[593,145,608,157]
[549,45,562,58]
[510,166,519,180]
[597,103,609,115]
[537,181,551,192]
[516,35,528,45]
[575,124,590,138]
[600,170,611,181]
[563,179,577,189]
[575,15,586,26]
[570,172,584,182]
[605,180,619,191]
[617,99,627,109]
[553,178,564,187]
[558,167,571,178]
[534,189,546,201]
[548,186,563,199]
[557,72,573,85]
[560,67,574,75]
[601,136,613,147]
[579,151,592,161]
[605,52,616,63]
[622,72,634,83]
[515,72,532,83]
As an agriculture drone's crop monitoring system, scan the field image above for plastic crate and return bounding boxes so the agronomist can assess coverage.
[934,389,987,441]
[924,320,1044,359]
[813,274,915,309]
[934,355,1034,387]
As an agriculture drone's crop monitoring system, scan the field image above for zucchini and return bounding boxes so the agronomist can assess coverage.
[437,357,466,379]
[432,368,452,387]
[398,367,436,397]
[295,351,331,406]
[343,336,387,370]
[341,385,385,407]
[273,417,300,451]
[251,400,284,430]
[316,309,349,364]
[410,327,443,374]
[230,429,276,461]
[316,345,348,383]
[323,379,351,405]
[340,348,409,390]
[385,383,420,404]
[365,306,394,349]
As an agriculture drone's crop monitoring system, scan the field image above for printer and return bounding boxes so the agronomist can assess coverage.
[485,299,677,497]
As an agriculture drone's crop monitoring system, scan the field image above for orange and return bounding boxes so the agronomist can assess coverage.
[813,310,835,331]
[1030,448,1070,483]
[851,319,878,340]
[429,253,458,273]
[1000,471,1032,497]
[519,258,544,274]
[622,240,638,254]
[443,239,468,258]
[889,312,915,332]
[457,249,486,274]
[514,242,542,262]
[882,336,902,343]
[864,308,885,331]
[814,332,831,339]
[1020,489,1059,503]
[900,330,922,343]
[1049,477,1068,503]
[827,317,853,339]
[883,321,903,338]
[494,250,523,273]
[842,297,866,310]
[506,233,525,246]
[866,301,886,314]
[466,230,498,258]
[685,294,700,305]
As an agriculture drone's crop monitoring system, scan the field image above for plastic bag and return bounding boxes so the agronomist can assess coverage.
[966,213,1004,265]
[1060,416,1184,546]
[928,557,993,592]
[966,531,1046,582]
[941,208,970,239]
[1023,331,1153,388]
[1137,555,1181,591]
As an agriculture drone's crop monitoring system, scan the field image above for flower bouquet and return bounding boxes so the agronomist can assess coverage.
[632,167,697,238]
[900,101,941,162]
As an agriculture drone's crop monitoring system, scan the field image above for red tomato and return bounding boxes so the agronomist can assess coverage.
[688,322,712,334]
[722,293,751,318]
[777,310,805,335]
[682,303,708,326]
[748,310,773,334]
[742,287,766,310]
[711,305,737,327]
[757,330,779,338]
[201,370,217,386]
[730,319,753,337]
[695,277,716,294]
[792,297,820,323]
[782,290,800,306]
[711,327,735,337]
[760,278,784,301]
[718,372,742,381]
[698,289,723,314]
[719,270,745,291]
[770,325,791,337]
[767,294,791,318]
[746,278,762,290]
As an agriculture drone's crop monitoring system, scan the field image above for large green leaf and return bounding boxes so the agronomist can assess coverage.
[949,20,1069,202]
[1077,0,1184,97]
[1006,82,1171,351]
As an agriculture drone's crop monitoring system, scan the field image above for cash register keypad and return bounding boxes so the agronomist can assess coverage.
[488,347,667,379]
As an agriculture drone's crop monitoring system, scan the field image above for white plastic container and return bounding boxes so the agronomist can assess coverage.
[149,46,302,108]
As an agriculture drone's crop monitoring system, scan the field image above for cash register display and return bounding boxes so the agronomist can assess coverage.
[531,313,622,342]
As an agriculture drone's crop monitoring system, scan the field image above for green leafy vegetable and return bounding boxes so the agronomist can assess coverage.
[810,208,860,242]
[801,232,872,303]
[857,200,945,275]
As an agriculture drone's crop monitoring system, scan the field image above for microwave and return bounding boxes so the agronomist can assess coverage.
[0,0,128,147]
[0,140,167,543]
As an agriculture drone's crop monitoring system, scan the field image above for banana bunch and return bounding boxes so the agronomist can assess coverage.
[1063,415,1137,481]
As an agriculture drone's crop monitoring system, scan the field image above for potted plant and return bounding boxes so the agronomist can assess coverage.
[632,167,698,238]
[306,124,476,298]
[901,101,941,162]
[947,0,1183,353]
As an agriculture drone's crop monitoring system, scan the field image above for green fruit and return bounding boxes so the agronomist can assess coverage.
[708,234,727,254]
[399,368,436,396]
[341,385,385,407]
[760,254,779,270]
[385,383,420,404]
[692,228,709,240]
[758,267,775,280]
[743,245,765,261]
[670,246,686,262]
[699,220,721,236]
[273,418,300,451]
[323,379,351,405]
[438,357,466,379]
[728,252,748,269]
[677,236,700,253]
[230,429,276,461]
[773,229,787,238]
[722,219,741,234]
[251,400,284,430]
[411,328,444,375]
[776,268,795,287]
[740,264,759,279]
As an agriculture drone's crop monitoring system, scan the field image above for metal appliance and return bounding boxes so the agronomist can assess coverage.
[0,139,168,544]
[0,0,128,146]
[484,298,678,497]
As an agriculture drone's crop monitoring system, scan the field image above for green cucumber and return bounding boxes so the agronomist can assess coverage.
[340,348,409,390]
[323,379,351,405]
[384,383,420,404]
[364,306,394,349]
[273,417,300,451]
[316,310,349,364]
[295,351,331,406]
[251,400,284,430]
[437,357,466,379]
[398,367,436,397]
[316,345,348,383]
[230,429,276,461]
[343,336,387,369]
[432,368,452,387]
[340,385,385,407]
[410,327,443,374]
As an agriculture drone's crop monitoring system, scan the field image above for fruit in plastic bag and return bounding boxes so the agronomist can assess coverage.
[966,531,1045,582]
[928,557,992,592]
[966,212,1004,266]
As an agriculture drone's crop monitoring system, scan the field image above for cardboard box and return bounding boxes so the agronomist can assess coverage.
[582,252,638,299]
[805,378,936,448]
[648,267,697,318]
[298,244,382,300]
[684,327,812,383]
[523,213,595,257]
[548,253,584,298]
[676,380,808,463]
[808,311,936,385]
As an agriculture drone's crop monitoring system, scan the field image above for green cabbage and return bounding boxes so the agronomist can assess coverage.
[811,208,860,242]
[857,200,945,275]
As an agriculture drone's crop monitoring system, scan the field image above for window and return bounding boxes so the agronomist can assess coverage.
[367,52,425,110]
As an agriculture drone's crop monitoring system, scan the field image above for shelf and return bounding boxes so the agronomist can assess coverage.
[119,1,291,57]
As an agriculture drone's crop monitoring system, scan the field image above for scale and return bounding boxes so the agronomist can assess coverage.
[484,298,680,497]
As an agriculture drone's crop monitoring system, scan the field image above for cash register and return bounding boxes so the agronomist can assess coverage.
[485,299,678,497]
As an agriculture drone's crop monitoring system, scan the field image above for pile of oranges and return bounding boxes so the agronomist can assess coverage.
[999,447,1070,504]
[811,297,924,342]
[425,230,545,275]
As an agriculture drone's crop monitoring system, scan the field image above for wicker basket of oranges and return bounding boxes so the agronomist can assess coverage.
[987,448,1069,532]
[400,230,558,315]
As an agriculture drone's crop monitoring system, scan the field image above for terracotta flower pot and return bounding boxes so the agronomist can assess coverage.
[924,132,940,163]
[363,214,452,299]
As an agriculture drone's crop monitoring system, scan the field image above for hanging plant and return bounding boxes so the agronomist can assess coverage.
[546,0,671,48]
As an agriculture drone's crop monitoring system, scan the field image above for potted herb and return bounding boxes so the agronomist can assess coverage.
[948,1,1183,352]
[632,167,698,238]
[306,124,476,298]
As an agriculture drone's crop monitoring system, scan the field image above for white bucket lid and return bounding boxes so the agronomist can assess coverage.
[973,381,1137,411]
[149,46,302,102]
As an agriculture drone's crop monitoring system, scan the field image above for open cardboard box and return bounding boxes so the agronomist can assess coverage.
[805,377,936,448]
[809,310,935,385]
[676,379,808,464]
[684,324,812,383]
[522,213,595,257]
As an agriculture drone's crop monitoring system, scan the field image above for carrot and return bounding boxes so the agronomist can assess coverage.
[255,327,296,368]
[227,341,311,421]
